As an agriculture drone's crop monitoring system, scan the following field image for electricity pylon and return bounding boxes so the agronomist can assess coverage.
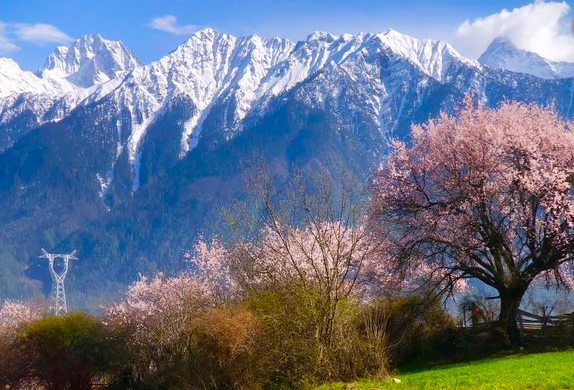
[40,249,77,316]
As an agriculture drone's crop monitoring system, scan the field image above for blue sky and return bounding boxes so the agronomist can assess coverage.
[1,0,573,70]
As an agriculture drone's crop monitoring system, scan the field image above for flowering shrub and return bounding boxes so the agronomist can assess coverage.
[0,300,45,337]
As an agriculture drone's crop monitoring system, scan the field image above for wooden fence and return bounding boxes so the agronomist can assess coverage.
[461,301,574,330]
[517,309,574,330]
[460,306,574,333]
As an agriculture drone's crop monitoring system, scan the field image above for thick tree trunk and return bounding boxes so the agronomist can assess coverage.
[494,286,528,346]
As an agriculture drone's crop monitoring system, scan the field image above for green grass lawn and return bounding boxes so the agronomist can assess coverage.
[316,350,574,390]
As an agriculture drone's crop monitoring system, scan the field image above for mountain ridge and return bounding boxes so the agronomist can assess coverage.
[4,29,568,156]
[1,28,574,305]
[1,28,479,187]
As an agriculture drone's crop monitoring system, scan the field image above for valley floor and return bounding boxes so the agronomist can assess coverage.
[316,350,574,390]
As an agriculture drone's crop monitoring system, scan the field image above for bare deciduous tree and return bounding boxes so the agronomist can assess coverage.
[225,168,388,363]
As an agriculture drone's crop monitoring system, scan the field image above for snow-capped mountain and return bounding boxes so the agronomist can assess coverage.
[0,58,72,98]
[479,36,574,79]
[14,28,472,191]
[0,34,139,151]
[1,28,573,303]
[113,29,294,166]
[97,28,480,189]
[39,33,140,88]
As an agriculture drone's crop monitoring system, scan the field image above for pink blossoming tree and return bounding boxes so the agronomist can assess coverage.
[105,238,240,375]
[185,236,237,304]
[232,219,385,363]
[370,99,574,344]
[224,169,393,359]
[105,273,209,372]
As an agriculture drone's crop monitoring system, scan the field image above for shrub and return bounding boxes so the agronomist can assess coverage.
[328,300,389,381]
[123,306,267,390]
[244,288,390,389]
[1,312,121,390]
[245,289,321,389]
[190,306,267,390]
[104,272,213,386]
[370,295,456,366]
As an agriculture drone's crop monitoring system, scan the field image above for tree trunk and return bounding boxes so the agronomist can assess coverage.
[495,286,528,346]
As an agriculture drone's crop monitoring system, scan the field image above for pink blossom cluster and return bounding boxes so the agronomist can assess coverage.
[371,98,574,292]
[184,236,237,303]
[108,235,239,330]
[0,300,44,336]
[105,273,209,351]
[106,273,206,322]
[232,221,395,299]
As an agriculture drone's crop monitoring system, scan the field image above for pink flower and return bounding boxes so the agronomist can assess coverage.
[371,98,574,299]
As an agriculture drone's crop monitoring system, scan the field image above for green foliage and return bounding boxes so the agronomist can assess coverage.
[245,289,322,389]
[120,306,268,390]
[244,288,389,389]
[1,312,123,390]
[187,306,269,390]
[0,290,532,390]
[324,299,389,382]
[116,286,391,390]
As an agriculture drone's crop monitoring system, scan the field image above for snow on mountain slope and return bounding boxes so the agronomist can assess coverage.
[0,34,141,151]
[0,28,486,185]
[251,29,476,139]
[118,28,476,153]
[254,29,475,103]
[0,57,79,131]
[39,34,140,88]
[109,29,381,186]
[479,36,574,79]
[377,29,480,81]
[0,58,74,98]
[108,28,295,187]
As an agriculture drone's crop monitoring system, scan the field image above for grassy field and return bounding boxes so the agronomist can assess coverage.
[316,350,574,390]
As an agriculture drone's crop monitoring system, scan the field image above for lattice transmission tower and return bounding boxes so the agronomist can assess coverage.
[40,249,77,316]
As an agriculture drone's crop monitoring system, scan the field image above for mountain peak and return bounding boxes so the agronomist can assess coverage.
[307,31,337,42]
[383,28,403,37]
[191,27,219,39]
[78,33,104,42]
[486,35,515,48]
[0,57,22,70]
[178,28,234,49]
[479,36,574,79]
[39,34,140,88]
[374,29,476,81]
[479,36,521,64]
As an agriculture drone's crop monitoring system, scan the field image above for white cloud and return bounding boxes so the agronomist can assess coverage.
[453,0,574,62]
[14,23,73,45]
[0,22,19,53]
[148,15,198,35]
